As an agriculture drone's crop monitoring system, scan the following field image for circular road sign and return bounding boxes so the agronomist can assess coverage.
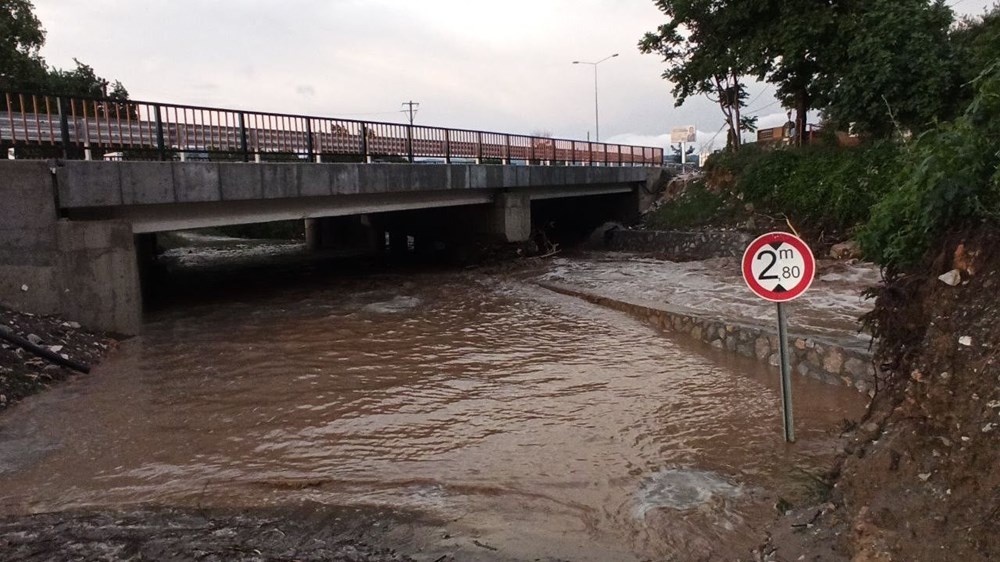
[742,232,816,302]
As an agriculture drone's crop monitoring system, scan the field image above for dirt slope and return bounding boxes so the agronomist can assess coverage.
[760,227,1000,561]
[0,306,116,411]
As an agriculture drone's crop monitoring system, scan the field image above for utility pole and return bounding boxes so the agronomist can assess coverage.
[401,100,420,125]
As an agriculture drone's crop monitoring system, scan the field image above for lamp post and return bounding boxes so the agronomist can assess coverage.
[573,53,618,142]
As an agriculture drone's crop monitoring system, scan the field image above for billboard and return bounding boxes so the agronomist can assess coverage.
[670,126,696,143]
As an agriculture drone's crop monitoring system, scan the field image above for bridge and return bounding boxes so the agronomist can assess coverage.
[0,92,667,335]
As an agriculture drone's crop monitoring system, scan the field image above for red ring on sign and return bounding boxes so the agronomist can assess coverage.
[741,232,816,302]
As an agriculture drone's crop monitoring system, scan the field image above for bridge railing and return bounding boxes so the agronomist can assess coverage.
[1,92,663,166]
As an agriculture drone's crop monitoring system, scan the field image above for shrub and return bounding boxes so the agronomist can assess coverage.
[858,66,1000,272]
[702,141,901,235]
[643,179,737,229]
[738,142,901,233]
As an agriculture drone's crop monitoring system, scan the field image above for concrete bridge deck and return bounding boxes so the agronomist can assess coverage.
[55,161,651,233]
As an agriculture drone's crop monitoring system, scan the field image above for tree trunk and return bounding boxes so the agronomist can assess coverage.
[732,71,743,149]
[714,75,738,151]
[795,90,808,147]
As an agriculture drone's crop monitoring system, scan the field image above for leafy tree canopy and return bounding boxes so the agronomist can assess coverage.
[0,0,127,98]
[47,59,127,99]
[951,4,1000,105]
[641,0,971,142]
[0,0,46,90]
[639,0,770,149]
[813,0,958,137]
[859,62,1000,271]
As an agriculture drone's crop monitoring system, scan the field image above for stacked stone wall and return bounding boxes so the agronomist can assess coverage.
[605,229,754,261]
[540,282,877,395]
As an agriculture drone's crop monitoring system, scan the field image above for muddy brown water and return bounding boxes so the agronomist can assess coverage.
[0,252,865,561]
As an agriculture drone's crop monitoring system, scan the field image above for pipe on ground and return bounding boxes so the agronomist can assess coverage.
[0,325,91,374]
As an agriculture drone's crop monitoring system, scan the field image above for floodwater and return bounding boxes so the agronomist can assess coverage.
[540,253,880,342]
[0,246,866,561]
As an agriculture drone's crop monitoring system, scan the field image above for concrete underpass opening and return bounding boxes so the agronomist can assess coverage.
[531,192,639,247]
[135,205,529,314]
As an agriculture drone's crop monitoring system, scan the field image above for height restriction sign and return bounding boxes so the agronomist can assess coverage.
[742,232,816,303]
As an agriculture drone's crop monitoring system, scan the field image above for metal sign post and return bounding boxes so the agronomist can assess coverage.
[776,301,794,442]
[741,232,816,443]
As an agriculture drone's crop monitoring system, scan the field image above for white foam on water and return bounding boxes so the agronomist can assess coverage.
[634,468,743,519]
[361,296,422,314]
[538,255,880,338]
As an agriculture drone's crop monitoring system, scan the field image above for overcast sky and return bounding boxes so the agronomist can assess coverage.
[31,0,996,152]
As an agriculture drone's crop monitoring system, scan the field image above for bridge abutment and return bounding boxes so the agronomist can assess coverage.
[0,161,62,318]
[55,220,142,336]
[0,161,141,335]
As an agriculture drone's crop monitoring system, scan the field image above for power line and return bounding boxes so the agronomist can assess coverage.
[745,99,782,115]
[401,100,420,125]
[698,123,729,153]
[337,110,410,117]
[744,85,772,111]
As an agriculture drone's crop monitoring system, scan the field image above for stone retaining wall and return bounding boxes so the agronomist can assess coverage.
[540,282,877,396]
[604,229,754,261]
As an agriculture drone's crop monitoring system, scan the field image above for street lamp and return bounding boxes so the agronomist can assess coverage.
[573,53,618,142]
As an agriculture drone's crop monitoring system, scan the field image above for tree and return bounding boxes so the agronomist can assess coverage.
[811,0,958,138]
[859,62,1000,270]
[639,0,768,150]
[46,58,128,99]
[642,0,964,145]
[0,0,47,91]
[950,4,1000,111]
[1,0,128,101]
[753,0,841,146]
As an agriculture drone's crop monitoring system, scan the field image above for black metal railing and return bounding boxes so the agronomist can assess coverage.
[1,91,664,166]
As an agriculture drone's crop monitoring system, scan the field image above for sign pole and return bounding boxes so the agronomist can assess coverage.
[742,231,814,445]
[776,302,795,443]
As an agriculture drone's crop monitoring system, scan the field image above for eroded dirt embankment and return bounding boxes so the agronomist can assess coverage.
[1,505,418,562]
[0,306,116,411]
[758,228,1000,561]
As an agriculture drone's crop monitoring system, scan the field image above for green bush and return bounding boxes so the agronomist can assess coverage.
[858,66,1000,271]
[702,141,901,235]
[703,143,769,180]
[643,180,737,229]
[737,142,901,233]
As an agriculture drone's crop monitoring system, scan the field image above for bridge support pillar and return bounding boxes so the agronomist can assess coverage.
[304,218,320,251]
[0,161,142,335]
[636,168,670,216]
[490,192,531,243]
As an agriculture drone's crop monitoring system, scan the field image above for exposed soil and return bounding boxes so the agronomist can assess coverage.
[0,505,418,562]
[752,226,1000,561]
[0,306,117,411]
